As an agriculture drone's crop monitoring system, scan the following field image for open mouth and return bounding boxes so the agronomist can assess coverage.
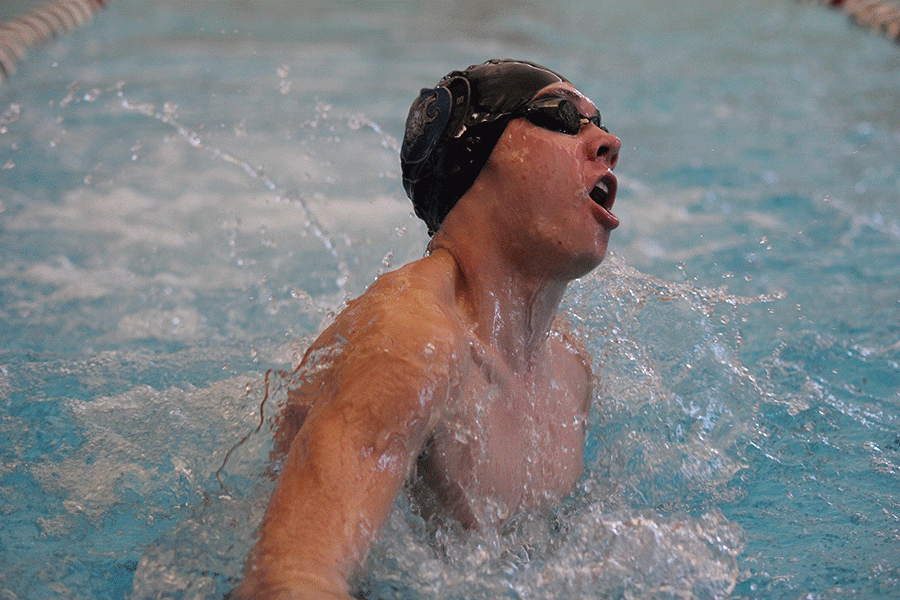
[588,173,619,230]
[589,173,617,211]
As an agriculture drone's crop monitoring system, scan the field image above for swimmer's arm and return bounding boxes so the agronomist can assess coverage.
[235,336,451,600]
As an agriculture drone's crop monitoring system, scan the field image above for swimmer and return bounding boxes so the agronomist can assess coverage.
[235,59,621,600]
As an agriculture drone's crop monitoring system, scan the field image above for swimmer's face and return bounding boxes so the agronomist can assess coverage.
[480,82,621,279]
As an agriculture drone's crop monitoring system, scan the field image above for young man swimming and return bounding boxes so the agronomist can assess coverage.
[235,59,621,600]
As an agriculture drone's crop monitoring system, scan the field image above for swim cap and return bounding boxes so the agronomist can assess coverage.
[400,59,568,235]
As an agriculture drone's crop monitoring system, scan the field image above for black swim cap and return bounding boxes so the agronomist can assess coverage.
[400,59,568,235]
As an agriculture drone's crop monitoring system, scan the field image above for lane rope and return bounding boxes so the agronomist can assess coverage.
[802,0,900,43]
[0,0,116,85]
[2,1,897,87]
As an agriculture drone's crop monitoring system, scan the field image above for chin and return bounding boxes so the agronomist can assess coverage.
[537,230,609,279]
[564,250,606,280]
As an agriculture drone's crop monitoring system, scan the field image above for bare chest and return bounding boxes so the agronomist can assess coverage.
[415,352,588,526]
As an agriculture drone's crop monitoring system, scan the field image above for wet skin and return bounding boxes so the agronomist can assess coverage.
[235,81,621,600]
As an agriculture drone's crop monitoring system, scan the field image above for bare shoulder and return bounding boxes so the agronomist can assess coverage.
[275,254,464,452]
[548,315,591,370]
[329,254,461,352]
[298,254,464,407]
[549,316,594,412]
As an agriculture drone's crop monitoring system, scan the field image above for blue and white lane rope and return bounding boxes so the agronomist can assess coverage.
[803,0,900,43]
[1,0,116,85]
[1,1,897,87]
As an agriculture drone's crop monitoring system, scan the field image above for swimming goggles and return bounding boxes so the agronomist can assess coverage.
[518,97,608,136]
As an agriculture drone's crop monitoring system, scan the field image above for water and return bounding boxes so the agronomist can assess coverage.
[1,0,899,598]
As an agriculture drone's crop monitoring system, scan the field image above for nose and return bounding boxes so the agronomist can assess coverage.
[590,128,621,170]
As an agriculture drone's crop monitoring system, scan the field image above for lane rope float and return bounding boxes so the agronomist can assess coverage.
[1,0,117,85]
[802,0,900,43]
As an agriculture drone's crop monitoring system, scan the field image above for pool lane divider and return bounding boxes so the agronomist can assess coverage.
[1,1,896,86]
[803,0,900,43]
[0,0,117,85]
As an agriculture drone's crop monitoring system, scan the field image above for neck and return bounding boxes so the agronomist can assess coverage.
[428,236,569,373]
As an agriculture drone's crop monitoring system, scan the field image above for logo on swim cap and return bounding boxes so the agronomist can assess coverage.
[401,86,452,166]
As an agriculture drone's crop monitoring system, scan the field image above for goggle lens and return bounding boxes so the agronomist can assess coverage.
[521,98,608,136]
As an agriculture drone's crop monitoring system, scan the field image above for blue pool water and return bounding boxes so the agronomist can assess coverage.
[1,0,899,598]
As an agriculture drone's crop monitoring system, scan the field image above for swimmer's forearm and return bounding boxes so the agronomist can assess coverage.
[234,569,353,600]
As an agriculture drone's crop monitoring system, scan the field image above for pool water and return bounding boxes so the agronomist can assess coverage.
[1,0,898,598]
